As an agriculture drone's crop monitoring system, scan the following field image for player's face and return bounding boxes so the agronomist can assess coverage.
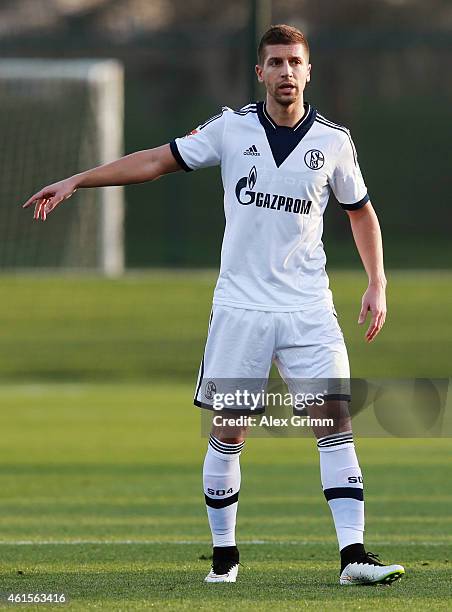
[256,44,311,107]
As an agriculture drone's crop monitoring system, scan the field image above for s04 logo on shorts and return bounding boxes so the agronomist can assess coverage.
[205,381,217,399]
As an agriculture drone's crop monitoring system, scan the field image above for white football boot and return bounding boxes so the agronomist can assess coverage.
[204,546,240,583]
[340,551,405,585]
[204,562,239,583]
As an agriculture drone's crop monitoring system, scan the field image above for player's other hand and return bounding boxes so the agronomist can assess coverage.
[358,282,387,342]
[22,177,78,221]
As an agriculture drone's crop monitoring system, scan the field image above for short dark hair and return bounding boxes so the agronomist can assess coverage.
[257,24,310,65]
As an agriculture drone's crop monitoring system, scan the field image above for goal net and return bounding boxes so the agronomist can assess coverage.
[0,59,125,276]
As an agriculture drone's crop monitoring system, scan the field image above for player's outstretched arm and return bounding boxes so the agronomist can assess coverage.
[347,202,387,343]
[22,144,181,221]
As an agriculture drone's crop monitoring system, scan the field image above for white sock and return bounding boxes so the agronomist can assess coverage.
[203,435,244,547]
[317,431,364,550]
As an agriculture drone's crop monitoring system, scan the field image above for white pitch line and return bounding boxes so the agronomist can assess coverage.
[0,539,447,546]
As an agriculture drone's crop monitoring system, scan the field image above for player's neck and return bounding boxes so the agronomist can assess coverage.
[264,96,306,128]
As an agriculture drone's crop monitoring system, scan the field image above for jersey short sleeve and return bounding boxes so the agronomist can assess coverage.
[329,132,369,210]
[170,108,228,172]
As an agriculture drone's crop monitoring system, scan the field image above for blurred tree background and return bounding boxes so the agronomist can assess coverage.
[1,0,450,269]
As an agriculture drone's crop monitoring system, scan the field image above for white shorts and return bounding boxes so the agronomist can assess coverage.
[194,302,350,413]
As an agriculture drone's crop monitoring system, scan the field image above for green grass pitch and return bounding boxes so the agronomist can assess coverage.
[0,271,451,610]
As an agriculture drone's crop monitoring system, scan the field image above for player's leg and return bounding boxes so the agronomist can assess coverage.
[194,305,274,582]
[203,421,247,582]
[310,399,404,585]
[308,399,364,552]
[274,303,404,585]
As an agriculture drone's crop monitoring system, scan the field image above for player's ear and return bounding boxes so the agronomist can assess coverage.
[255,64,264,83]
[306,63,312,84]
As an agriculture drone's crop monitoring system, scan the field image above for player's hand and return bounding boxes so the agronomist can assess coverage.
[22,177,78,221]
[358,283,387,342]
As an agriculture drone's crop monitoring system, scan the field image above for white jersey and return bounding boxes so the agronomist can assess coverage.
[170,102,369,312]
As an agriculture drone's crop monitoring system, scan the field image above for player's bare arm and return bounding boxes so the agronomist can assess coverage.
[347,203,387,343]
[22,143,180,221]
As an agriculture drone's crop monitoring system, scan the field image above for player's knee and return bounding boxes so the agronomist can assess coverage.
[310,399,352,437]
[211,423,248,444]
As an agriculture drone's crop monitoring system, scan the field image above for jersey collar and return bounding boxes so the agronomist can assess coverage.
[259,101,312,131]
[256,101,317,167]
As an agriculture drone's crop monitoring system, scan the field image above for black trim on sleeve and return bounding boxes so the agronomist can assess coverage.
[170,139,192,172]
[340,194,370,211]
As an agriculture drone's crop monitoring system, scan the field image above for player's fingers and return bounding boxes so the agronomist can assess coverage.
[375,312,387,337]
[40,199,47,221]
[367,325,380,342]
[33,200,43,220]
[44,197,64,215]
[365,311,379,341]
[366,311,384,342]
[23,192,44,209]
[358,302,368,324]
[36,198,50,221]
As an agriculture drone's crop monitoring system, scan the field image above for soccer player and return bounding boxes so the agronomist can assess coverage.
[23,24,404,586]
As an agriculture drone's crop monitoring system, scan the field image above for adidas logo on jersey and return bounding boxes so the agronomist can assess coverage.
[243,145,260,156]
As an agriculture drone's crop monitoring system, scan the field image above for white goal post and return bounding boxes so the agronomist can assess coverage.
[0,59,125,276]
